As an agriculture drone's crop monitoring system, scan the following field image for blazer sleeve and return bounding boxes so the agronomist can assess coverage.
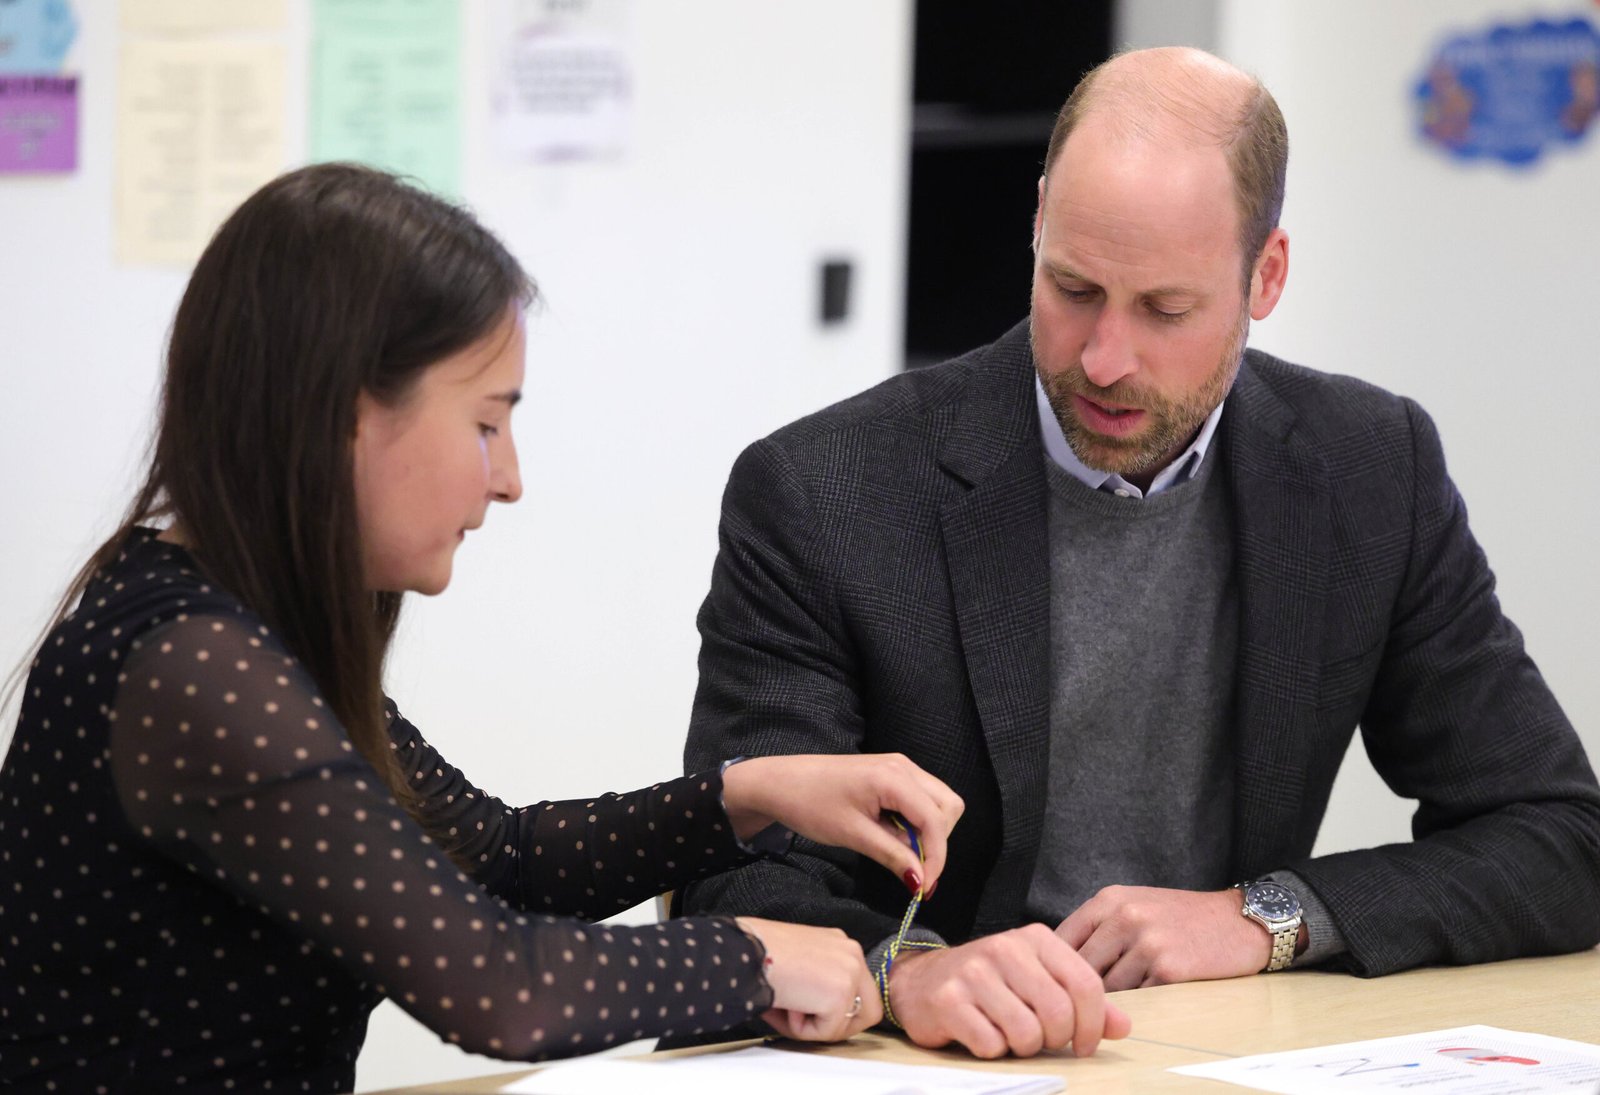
[1290,398,1600,975]
[678,438,907,950]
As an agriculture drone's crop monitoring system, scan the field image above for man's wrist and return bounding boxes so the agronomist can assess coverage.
[1266,870,1346,966]
[1235,879,1303,972]
[867,928,947,1030]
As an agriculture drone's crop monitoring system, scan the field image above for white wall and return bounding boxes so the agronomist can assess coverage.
[1210,0,1600,855]
[0,1,914,1089]
[1116,0,1219,55]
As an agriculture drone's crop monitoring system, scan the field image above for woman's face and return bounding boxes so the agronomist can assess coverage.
[352,309,526,595]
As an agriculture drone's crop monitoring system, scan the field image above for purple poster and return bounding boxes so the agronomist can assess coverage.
[0,74,77,172]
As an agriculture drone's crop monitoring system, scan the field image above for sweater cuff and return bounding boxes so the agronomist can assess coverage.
[865,927,949,974]
[1268,869,1348,967]
[865,927,949,1030]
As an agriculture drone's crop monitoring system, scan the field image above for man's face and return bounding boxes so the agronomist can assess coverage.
[1029,121,1258,483]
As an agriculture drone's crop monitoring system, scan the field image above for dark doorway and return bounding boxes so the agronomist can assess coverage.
[904,3,1113,368]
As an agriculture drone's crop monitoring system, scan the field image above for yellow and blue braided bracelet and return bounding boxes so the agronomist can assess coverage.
[874,815,947,1028]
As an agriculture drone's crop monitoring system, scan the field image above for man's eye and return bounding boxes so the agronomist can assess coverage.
[1147,303,1190,322]
[1057,285,1097,302]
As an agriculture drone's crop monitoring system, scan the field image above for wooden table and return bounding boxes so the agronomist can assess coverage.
[372,948,1600,1093]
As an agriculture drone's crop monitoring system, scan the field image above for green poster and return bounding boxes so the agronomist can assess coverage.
[310,0,460,195]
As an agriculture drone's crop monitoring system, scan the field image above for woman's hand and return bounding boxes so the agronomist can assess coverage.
[721,754,963,896]
[735,917,881,1042]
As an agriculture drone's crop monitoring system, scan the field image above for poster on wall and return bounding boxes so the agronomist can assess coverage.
[1415,15,1600,167]
[0,0,79,174]
[0,0,76,71]
[0,75,77,172]
[310,0,461,196]
[115,8,287,266]
[115,38,286,266]
[490,0,633,163]
[121,0,286,35]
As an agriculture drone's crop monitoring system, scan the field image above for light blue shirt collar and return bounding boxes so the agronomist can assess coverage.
[1033,374,1225,499]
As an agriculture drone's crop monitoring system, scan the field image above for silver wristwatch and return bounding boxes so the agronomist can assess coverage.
[1235,879,1302,972]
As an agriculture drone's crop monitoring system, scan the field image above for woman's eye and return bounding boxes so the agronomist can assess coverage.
[478,423,500,438]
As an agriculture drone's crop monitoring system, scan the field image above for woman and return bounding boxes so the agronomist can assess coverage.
[0,164,962,1093]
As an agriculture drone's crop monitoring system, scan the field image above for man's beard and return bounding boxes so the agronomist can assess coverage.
[1032,306,1248,480]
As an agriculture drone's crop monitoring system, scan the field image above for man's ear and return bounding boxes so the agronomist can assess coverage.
[1249,227,1290,320]
[1032,175,1046,252]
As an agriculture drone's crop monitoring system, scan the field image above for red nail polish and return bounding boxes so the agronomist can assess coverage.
[902,869,922,895]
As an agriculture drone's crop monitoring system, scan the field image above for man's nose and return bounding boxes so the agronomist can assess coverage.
[1079,308,1139,389]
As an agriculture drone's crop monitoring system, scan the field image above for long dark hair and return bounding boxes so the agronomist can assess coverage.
[15,163,535,805]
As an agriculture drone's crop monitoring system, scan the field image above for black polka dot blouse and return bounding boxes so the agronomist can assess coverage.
[0,531,785,1093]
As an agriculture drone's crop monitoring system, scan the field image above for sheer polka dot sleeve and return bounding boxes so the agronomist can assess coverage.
[384,708,774,919]
[106,614,774,1060]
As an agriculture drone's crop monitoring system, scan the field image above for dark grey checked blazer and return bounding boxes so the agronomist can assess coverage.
[681,320,1600,977]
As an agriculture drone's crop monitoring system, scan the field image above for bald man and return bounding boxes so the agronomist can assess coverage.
[679,48,1600,1059]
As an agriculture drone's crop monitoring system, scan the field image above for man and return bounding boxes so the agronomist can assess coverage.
[679,47,1600,1059]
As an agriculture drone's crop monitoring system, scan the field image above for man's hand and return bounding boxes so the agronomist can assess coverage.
[887,924,1132,1059]
[1056,885,1270,990]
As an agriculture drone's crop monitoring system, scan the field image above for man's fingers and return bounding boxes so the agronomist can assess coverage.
[994,953,1076,1052]
[1070,920,1126,978]
[1104,1000,1134,1040]
[1056,905,1096,951]
[893,929,1122,1061]
[946,1003,1012,1060]
[1034,931,1111,1056]
[978,978,1055,1057]
[1100,952,1148,994]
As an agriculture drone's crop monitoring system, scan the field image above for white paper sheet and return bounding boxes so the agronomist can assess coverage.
[1172,1025,1600,1093]
[504,1045,1063,1095]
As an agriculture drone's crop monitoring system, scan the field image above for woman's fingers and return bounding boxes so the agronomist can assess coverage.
[872,757,963,892]
[729,753,963,894]
[737,917,876,1043]
[836,813,929,895]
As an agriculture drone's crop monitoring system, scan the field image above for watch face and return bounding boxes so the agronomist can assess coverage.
[1246,881,1300,921]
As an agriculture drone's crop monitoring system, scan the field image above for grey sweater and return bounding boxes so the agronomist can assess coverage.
[1025,451,1239,918]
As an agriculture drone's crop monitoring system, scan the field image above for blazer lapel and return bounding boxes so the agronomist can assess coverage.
[937,325,1052,932]
[1222,354,1331,877]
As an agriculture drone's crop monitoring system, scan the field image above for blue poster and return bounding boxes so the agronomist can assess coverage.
[1415,16,1600,166]
[0,0,77,74]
